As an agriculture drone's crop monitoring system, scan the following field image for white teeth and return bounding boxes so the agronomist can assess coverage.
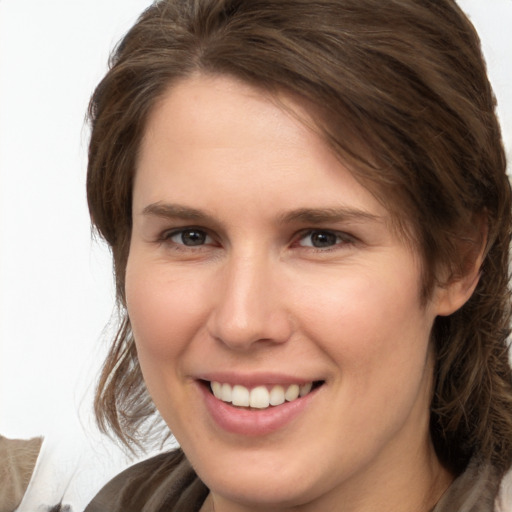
[284,384,300,402]
[211,381,222,399]
[300,382,312,397]
[209,381,315,409]
[250,386,270,409]
[269,385,285,406]
[221,383,232,402]
[232,384,250,406]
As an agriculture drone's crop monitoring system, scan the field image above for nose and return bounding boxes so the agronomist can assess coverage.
[206,251,292,350]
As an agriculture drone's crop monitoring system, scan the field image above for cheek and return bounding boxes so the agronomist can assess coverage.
[298,262,433,388]
[298,270,435,449]
[124,255,216,426]
[125,257,208,364]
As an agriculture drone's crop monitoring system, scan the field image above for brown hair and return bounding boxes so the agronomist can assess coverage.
[87,0,512,475]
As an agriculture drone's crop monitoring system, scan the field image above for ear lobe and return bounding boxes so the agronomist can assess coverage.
[434,215,487,317]
[435,267,481,317]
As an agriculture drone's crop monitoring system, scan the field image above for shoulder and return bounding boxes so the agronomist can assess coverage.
[84,449,208,512]
[0,435,43,511]
[435,458,504,512]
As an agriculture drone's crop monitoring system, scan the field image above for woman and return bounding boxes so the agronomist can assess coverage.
[84,1,512,510]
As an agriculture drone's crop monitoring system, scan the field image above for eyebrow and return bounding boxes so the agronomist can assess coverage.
[277,207,382,225]
[142,202,382,226]
[142,203,213,221]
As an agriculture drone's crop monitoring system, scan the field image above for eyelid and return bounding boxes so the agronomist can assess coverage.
[294,228,357,249]
[154,225,356,251]
[159,226,216,247]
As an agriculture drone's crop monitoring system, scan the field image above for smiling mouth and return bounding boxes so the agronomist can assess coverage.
[206,381,324,410]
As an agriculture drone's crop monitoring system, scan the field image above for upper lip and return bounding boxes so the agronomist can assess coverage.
[196,372,322,388]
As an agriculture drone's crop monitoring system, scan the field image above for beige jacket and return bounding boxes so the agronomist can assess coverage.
[0,435,43,512]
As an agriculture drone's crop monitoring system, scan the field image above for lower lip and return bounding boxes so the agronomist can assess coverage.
[199,383,318,436]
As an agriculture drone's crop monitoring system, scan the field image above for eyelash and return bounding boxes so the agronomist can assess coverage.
[159,227,216,249]
[294,229,356,251]
[157,227,356,252]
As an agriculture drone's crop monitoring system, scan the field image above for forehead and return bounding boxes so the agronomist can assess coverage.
[140,74,318,169]
[136,74,389,217]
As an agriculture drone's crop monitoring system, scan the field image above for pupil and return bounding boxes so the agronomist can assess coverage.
[311,231,336,247]
[182,230,206,246]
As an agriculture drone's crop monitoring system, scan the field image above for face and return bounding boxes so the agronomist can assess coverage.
[126,75,456,510]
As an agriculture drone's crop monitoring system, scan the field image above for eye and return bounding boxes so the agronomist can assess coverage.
[297,230,352,249]
[168,228,213,247]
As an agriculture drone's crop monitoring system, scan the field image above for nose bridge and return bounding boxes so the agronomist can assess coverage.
[208,246,290,349]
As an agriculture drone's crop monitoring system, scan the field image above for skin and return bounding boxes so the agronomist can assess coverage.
[126,74,476,512]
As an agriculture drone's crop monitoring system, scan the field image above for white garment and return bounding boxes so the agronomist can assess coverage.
[496,467,512,512]
[16,431,132,512]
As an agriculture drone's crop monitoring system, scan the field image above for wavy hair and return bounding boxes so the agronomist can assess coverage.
[87,0,512,475]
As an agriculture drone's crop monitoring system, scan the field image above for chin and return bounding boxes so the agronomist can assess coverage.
[203,473,317,509]
[188,444,336,510]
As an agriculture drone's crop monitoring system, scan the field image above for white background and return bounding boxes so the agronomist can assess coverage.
[0,0,511,509]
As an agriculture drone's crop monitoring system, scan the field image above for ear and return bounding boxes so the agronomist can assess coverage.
[435,265,481,317]
[434,216,487,317]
